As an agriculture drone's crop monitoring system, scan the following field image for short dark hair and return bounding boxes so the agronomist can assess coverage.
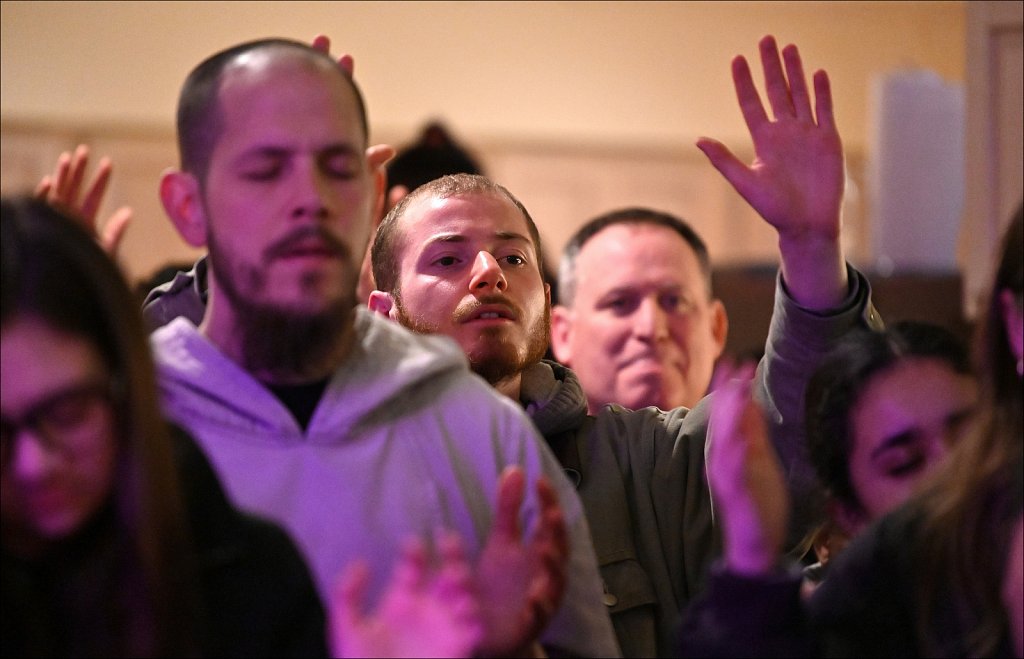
[175,38,369,184]
[371,173,543,295]
[558,207,712,306]
[805,320,971,511]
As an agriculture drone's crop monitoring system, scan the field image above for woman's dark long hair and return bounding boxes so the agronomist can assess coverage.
[1,196,200,655]
[913,204,1023,655]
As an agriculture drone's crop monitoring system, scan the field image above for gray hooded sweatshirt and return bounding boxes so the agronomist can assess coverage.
[151,307,620,657]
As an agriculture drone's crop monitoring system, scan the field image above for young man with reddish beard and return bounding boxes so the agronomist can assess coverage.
[368,36,881,657]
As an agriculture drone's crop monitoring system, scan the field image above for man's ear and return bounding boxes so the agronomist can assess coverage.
[160,169,208,247]
[366,144,395,223]
[549,304,575,365]
[367,290,397,320]
[710,298,729,359]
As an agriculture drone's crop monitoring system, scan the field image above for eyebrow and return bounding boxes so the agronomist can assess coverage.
[234,143,361,162]
[424,231,533,248]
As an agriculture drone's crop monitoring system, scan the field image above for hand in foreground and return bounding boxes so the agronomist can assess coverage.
[698,35,846,308]
[34,144,133,255]
[330,533,483,658]
[706,360,790,576]
[475,466,568,657]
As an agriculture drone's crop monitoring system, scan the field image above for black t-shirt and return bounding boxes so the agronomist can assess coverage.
[265,379,329,431]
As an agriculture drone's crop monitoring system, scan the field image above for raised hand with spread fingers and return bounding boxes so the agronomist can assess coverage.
[35,144,133,255]
[698,35,847,310]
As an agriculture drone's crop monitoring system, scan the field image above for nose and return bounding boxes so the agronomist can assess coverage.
[290,160,334,221]
[469,251,507,292]
[634,296,669,341]
[8,429,57,482]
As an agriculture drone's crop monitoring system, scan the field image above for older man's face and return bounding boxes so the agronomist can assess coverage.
[551,223,727,412]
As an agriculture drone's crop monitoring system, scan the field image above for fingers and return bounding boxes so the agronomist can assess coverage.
[696,137,753,199]
[494,465,526,542]
[731,55,768,136]
[813,69,836,133]
[311,34,354,76]
[330,559,371,654]
[50,150,72,204]
[62,144,90,208]
[394,536,430,591]
[79,157,113,222]
[337,53,355,77]
[782,43,813,121]
[758,35,795,120]
[100,207,133,255]
[34,176,52,199]
[311,34,331,53]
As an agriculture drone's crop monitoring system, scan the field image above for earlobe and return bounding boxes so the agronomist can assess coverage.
[159,169,208,248]
[549,305,574,365]
[367,290,396,319]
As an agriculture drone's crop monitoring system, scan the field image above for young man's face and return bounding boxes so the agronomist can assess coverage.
[201,53,374,318]
[551,223,726,412]
[383,192,550,384]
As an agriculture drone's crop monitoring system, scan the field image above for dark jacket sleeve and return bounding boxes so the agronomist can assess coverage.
[678,563,815,658]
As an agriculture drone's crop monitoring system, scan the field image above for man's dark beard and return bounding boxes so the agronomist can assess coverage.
[230,294,352,379]
[208,226,355,380]
[394,292,550,386]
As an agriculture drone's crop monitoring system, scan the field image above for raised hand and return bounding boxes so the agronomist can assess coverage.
[698,35,847,309]
[475,466,568,657]
[35,144,133,255]
[706,360,790,576]
[329,533,483,658]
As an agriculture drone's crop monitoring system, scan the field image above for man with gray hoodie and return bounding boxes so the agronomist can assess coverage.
[149,38,618,657]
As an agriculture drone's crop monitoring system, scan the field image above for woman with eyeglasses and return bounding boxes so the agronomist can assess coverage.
[0,197,326,656]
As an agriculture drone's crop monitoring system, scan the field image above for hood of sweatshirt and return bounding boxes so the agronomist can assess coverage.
[519,359,588,439]
[150,307,471,444]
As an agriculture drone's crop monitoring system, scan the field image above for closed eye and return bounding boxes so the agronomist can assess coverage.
[242,165,282,181]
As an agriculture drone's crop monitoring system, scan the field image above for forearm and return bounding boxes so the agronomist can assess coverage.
[777,229,847,311]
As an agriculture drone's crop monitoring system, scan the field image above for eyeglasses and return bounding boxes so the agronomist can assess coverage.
[0,381,115,471]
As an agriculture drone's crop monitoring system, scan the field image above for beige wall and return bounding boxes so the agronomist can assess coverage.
[2,1,965,149]
[1,1,968,284]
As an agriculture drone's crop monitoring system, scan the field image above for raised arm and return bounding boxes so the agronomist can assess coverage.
[698,35,847,310]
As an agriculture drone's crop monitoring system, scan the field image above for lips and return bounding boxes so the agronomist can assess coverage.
[277,239,339,259]
[455,299,519,324]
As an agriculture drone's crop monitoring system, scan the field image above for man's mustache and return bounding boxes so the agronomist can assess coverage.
[263,226,350,262]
